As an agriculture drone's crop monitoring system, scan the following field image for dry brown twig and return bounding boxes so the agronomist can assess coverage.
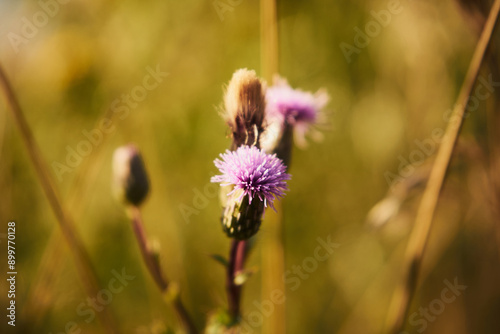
[385,1,500,332]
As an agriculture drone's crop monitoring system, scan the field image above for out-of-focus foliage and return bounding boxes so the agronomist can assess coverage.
[1,0,500,333]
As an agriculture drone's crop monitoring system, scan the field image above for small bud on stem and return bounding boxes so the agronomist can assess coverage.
[112,144,150,207]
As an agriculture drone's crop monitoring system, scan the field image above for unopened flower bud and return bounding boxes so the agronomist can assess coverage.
[211,146,291,239]
[223,69,266,148]
[112,144,150,206]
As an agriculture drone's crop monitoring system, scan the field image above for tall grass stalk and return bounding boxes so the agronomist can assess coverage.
[0,64,119,334]
[385,1,500,332]
[484,46,500,265]
[260,0,285,333]
[22,106,119,328]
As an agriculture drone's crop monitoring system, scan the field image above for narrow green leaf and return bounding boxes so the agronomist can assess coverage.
[210,254,229,267]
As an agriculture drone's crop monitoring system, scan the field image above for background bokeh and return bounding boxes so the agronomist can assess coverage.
[1,0,500,333]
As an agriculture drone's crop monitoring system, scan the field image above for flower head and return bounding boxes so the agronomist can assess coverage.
[264,76,329,148]
[211,146,291,209]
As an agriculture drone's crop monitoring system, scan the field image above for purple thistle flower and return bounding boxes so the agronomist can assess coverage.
[211,146,291,209]
[265,77,329,147]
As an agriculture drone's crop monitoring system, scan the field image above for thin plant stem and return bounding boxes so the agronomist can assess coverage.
[226,239,248,321]
[22,106,119,328]
[385,1,500,333]
[128,206,198,334]
[0,64,119,334]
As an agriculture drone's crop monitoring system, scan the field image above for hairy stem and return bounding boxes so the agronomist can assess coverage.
[227,239,248,321]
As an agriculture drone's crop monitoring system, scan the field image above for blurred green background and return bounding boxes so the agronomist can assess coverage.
[1,0,500,333]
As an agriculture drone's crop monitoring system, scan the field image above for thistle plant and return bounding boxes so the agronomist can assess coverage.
[109,69,328,333]
[209,68,328,332]
[211,69,291,327]
[3,1,499,332]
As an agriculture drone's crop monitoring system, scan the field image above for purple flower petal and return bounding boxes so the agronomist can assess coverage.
[265,77,329,147]
[211,146,291,209]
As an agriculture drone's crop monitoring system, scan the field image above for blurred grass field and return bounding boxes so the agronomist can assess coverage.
[1,0,500,333]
